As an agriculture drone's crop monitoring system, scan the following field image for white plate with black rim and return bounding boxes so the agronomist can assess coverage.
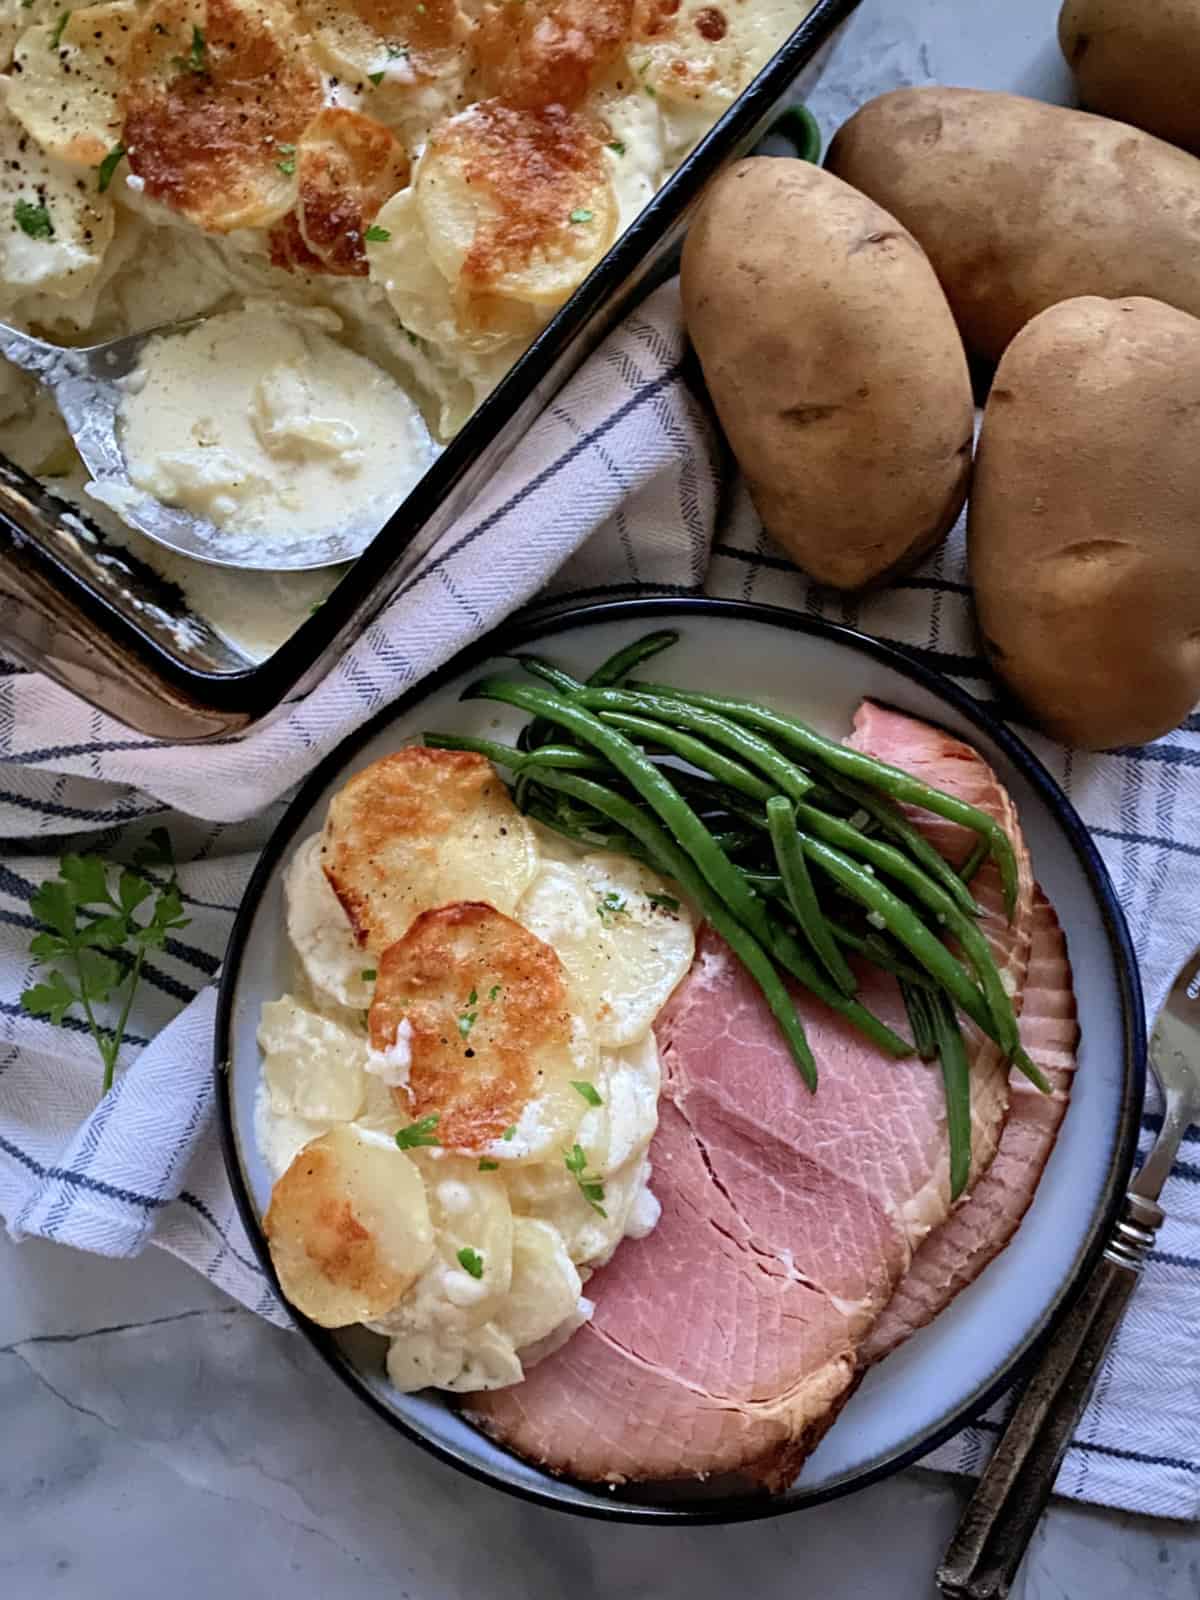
[215,597,1145,1524]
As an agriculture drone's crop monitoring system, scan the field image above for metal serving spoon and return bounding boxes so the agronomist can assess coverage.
[0,317,385,572]
[938,944,1200,1599]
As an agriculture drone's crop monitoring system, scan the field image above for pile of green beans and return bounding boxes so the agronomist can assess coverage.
[427,630,1046,1201]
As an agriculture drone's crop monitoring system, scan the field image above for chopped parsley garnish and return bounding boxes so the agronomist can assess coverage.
[607,140,626,156]
[478,1158,499,1172]
[502,1124,516,1142]
[368,69,384,85]
[14,200,54,240]
[595,890,627,925]
[96,144,126,194]
[50,9,71,49]
[277,142,296,155]
[457,987,479,1039]
[488,983,502,1001]
[571,1080,603,1107]
[172,24,208,75]
[276,157,296,176]
[457,1246,484,1279]
[568,207,594,224]
[395,1113,440,1150]
[648,891,681,914]
[361,968,376,981]
[364,223,391,242]
[565,1144,607,1218]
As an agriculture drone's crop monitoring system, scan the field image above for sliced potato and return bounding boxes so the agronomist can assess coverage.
[258,995,367,1123]
[385,1321,523,1392]
[120,0,323,232]
[298,0,468,87]
[412,1151,514,1329]
[369,901,598,1154]
[507,1147,650,1267]
[0,100,114,307]
[630,0,799,111]
[494,1216,582,1351]
[579,1031,660,1175]
[368,183,542,351]
[416,99,617,307]
[264,1124,434,1327]
[284,834,374,1011]
[9,3,136,168]
[321,746,539,954]
[269,107,410,279]
[516,852,694,1046]
[472,0,632,109]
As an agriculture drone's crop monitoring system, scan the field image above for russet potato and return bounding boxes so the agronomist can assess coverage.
[1060,0,1200,156]
[970,295,1200,749]
[827,88,1200,362]
[680,157,973,590]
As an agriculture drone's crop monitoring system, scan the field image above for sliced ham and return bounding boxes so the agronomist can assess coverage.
[467,705,1039,1489]
[863,888,1079,1363]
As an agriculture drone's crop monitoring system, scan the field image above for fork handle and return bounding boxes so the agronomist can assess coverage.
[937,1192,1162,1600]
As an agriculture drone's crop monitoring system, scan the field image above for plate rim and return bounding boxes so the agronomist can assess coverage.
[213,595,1146,1525]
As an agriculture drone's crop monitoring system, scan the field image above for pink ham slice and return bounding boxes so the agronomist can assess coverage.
[467,705,1038,1489]
[863,888,1079,1362]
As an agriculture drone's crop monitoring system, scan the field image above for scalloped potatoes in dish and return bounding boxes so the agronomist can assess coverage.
[257,745,696,1393]
[0,0,817,577]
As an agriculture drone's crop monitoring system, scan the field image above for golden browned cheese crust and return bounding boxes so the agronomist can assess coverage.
[120,0,324,232]
[321,746,538,953]
[371,901,575,1151]
[266,1144,399,1319]
[269,107,411,276]
[474,0,633,108]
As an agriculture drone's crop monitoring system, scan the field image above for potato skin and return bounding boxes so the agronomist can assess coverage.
[969,295,1200,750]
[679,158,972,590]
[1060,0,1200,156]
[827,88,1200,362]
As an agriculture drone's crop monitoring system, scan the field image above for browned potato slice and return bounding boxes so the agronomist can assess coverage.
[9,3,137,168]
[473,0,632,109]
[417,100,617,307]
[264,1124,434,1327]
[120,0,323,232]
[321,747,538,954]
[369,901,597,1153]
[269,108,410,278]
[630,0,801,111]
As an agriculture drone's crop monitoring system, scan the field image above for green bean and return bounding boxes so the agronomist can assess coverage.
[577,687,814,803]
[599,711,774,802]
[766,797,857,996]
[587,630,680,688]
[514,655,586,695]
[930,993,972,1200]
[820,771,982,919]
[797,832,995,1039]
[422,731,530,768]
[832,922,938,991]
[762,918,913,1058]
[462,678,774,945]
[520,766,817,1088]
[790,800,1018,1055]
[518,744,609,774]
[901,980,938,1061]
[959,838,989,883]
[628,681,1020,919]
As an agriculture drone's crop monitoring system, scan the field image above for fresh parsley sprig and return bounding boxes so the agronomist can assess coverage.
[395,1113,440,1150]
[20,828,188,1097]
[565,1143,607,1217]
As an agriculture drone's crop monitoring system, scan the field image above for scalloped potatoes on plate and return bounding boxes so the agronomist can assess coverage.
[256,744,695,1393]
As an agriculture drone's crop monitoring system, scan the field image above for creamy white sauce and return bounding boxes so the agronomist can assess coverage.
[366,1018,413,1089]
[118,302,435,549]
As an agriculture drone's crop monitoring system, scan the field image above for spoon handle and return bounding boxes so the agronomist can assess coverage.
[937,1191,1162,1600]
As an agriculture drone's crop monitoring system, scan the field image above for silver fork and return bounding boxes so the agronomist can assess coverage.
[938,946,1200,1599]
[0,317,377,572]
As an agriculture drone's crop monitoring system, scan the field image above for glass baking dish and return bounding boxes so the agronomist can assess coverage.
[0,0,860,741]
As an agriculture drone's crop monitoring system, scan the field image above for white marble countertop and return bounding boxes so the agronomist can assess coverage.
[6,3,1200,1597]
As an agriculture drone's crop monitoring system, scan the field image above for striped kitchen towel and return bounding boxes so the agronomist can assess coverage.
[1,280,1199,1518]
